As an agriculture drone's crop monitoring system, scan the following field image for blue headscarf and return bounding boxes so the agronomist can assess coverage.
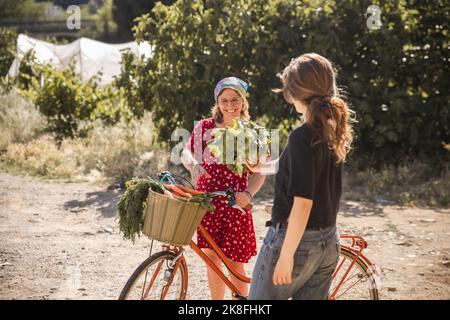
[214,77,249,101]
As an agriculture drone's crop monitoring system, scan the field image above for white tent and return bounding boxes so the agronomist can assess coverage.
[8,34,152,86]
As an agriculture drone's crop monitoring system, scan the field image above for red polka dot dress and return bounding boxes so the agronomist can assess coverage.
[187,118,257,263]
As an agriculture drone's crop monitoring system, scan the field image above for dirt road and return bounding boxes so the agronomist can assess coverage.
[0,173,449,300]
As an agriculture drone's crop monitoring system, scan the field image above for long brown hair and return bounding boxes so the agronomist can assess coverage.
[277,53,355,164]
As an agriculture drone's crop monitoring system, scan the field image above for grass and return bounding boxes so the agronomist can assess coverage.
[0,89,46,151]
[342,161,449,207]
[385,221,399,233]
[0,116,176,184]
[254,162,449,208]
[0,89,448,207]
[253,155,450,207]
[0,89,176,184]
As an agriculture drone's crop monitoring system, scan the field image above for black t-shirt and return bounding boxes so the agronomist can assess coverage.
[271,123,342,229]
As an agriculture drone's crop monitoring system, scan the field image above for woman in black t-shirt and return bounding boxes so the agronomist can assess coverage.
[247,53,355,300]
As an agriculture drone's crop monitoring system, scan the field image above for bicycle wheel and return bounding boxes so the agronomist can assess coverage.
[330,247,379,300]
[119,251,188,300]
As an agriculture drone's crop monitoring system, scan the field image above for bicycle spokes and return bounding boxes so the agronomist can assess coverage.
[142,260,164,299]
[330,248,379,300]
[122,254,186,300]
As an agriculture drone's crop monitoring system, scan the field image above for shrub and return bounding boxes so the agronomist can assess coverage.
[128,0,448,165]
[0,27,16,78]
[2,134,79,178]
[114,50,154,119]
[342,160,450,207]
[76,112,168,183]
[0,88,46,151]
[24,61,129,139]
[1,111,172,183]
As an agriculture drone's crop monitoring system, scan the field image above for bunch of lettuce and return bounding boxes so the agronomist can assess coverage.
[207,119,271,176]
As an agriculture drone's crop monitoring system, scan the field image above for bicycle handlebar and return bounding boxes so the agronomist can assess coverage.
[157,171,253,213]
[208,188,253,213]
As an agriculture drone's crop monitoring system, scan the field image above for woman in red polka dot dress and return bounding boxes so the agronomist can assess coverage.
[182,77,266,299]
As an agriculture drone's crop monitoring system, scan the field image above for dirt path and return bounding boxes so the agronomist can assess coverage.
[0,173,449,300]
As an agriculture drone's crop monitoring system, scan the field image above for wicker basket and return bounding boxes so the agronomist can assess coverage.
[142,188,208,246]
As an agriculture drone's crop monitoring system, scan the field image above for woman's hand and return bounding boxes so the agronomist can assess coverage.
[244,159,261,173]
[244,156,277,175]
[273,253,294,286]
[235,191,251,208]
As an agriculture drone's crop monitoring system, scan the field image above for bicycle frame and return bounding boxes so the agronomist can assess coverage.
[156,173,250,298]
[189,224,251,298]
[159,224,250,299]
[162,231,377,300]
[147,193,375,299]
[141,245,188,300]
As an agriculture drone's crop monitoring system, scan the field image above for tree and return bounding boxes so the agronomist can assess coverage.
[0,27,16,77]
[94,0,118,41]
[0,0,45,20]
[122,0,448,164]
[112,0,175,41]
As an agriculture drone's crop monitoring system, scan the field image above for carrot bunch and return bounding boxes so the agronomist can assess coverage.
[162,184,215,211]
[163,184,203,199]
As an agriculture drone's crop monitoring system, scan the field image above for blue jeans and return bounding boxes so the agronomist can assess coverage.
[248,225,340,300]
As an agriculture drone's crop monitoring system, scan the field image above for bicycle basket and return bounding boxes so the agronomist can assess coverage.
[142,188,208,246]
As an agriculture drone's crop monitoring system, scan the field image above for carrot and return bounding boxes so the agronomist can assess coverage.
[165,184,192,199]
[175,184,204,195]
[170,193,185,200]
[163,189,175,199]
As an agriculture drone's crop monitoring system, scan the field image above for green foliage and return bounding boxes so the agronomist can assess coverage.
[0,0,46,20]
[117,178,154,243]
[111,0,175,41]
[207,119,272,176]
[114,50,155,118]
[25,60,128,139]
[14,50,36,90]
[0,27,16,78]
[127,0,448,164]
[94,0,118,41]
[326,0,449,165]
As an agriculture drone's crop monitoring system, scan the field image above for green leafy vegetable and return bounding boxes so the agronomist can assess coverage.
[207,119,271,176]
[116,177,215,242]
[116,178,161,243]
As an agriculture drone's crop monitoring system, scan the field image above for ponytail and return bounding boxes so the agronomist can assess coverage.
[306,96,354,164]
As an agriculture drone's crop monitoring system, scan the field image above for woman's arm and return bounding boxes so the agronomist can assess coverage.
[246,173,266,196]
[272,196,313,286]
[181,147,211,182]
[235,173,266,207]
[181,147,196,173]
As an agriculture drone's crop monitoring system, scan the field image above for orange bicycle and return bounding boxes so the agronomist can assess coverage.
[118,174,380,300]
